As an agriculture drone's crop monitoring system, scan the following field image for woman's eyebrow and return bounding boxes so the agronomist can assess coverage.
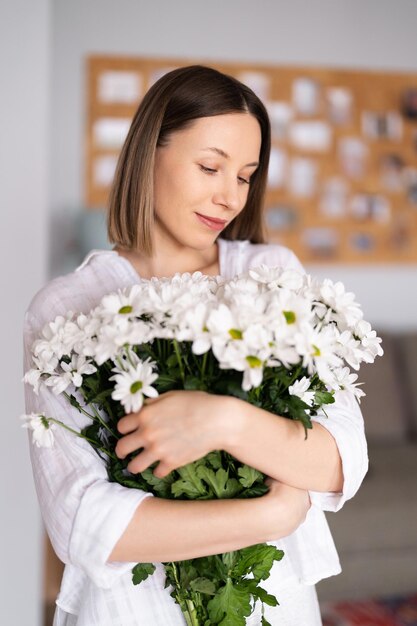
[200,147,259,167]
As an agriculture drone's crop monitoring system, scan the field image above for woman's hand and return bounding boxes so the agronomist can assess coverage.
[261,477,311,540]
[115,390,236,478]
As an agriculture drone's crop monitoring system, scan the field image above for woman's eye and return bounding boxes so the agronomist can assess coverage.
[199,165,217,174]
[199,165,250,185]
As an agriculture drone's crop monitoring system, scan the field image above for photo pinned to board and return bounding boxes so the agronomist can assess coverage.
[362,111,403,141]
[93,155,118,187]
[292,77,321,116]
[326,87,353,126]
[349,193,391,223]
[401,87,417,120]
[268,101,294,140]
[97,70,143,105]
[302,227,339,259]
[238,71,270,102]
[93,117,131,149]
[289,120,332,152]
[319,177,349,218]
[267,147,288,188]
[390,214,412,250]
[265,205,299,231]
[288,157,318,197]
[403,168,417,205]
[339,137,368,179]
[379,153,406,192]
[349,232,377,253]
[149,66,179,88]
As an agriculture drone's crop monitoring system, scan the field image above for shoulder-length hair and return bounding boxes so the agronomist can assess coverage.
[107,64,270,255]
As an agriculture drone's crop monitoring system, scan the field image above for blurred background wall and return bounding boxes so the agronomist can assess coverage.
[1,1,50,625]
[2,1,417,624]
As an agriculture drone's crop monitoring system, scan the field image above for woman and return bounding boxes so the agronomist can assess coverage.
[24,65,368,625]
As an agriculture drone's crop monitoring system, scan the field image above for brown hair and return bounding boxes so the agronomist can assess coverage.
[107,65,270,255]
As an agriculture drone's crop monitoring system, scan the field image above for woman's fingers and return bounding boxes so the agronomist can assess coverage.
[127,448,158,474]
[115,431,145,459]
[117,412,141,434]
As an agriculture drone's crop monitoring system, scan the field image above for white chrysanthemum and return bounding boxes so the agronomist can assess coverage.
[91,323,125,364]
[218,275,262,305]
[110,357,159,413]
[100,284,144,319]
[21,413,55,448]
[23,367,42,394]
[288,376,315,407]
[332,367,365,400]
[206,303,241,342]
[355,320,384,361]
[337,331,364,370]
[268,289,313,331]
[212,339,268,391]
[317,279,363,329]
[249,265,305,291]
[294,324,342,382]
[242,358,264,391]
[33,313,75,364]
[61,355,97,387]
[43,355,96,395]
[176,302,212,354]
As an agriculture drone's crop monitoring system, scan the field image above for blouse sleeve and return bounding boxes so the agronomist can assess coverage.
[266,243,369,513]
[23,310,154,589]
[308,390,368,512]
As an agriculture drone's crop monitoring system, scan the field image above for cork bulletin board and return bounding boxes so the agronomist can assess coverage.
[85,55,417,264]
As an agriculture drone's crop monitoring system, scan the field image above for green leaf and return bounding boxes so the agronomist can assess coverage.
[207,578,251,625]
[261,617,273,626]
[166,353,179,368]
[154,373,178,392]
[141,466,175,498]
[184,376,205,390]
[237,465,264,488]
[68,394,83,412]
[232,545,284,582]
[131,562,156,585]
[253,585,278,607]
[314,390,335,405]
[196,466,241,499]
[190,577,216,595]
[171,463,208,499]
[222,551,238,571]
[205,451,223,470]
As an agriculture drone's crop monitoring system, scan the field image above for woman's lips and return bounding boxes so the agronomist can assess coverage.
[195,212,227,231]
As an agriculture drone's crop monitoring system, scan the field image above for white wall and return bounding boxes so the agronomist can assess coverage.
[0,1,50,624]
[49,0,417,330]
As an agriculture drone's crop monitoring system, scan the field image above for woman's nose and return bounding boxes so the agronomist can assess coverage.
[213,177,241,212]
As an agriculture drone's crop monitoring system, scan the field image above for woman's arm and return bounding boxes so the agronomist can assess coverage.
[109,478,310,563]
[116,390,343,493]
[223,398,343,493]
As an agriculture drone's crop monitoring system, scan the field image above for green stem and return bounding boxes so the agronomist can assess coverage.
[90,403,118,438]
[201,351,208,378]
[48,418,117,460]
[173,340,186,385]
[64,390,116,439]
[170,563,200,626]
[184,599,199,626]
[62,392,96,420]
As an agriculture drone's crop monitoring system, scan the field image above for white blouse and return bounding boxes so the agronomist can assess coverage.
[23,238,368,626]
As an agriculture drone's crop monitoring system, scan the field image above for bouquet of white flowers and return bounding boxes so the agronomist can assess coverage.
[23,265,382,625]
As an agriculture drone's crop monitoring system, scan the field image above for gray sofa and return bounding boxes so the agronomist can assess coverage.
[317,332,417,602]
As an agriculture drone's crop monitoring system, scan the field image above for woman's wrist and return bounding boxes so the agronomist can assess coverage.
[212,395,249,453]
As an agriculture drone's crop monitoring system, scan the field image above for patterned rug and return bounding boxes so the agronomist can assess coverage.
[321,593,417,626]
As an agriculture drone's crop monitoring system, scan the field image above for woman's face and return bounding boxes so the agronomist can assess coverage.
[153,112,262,251]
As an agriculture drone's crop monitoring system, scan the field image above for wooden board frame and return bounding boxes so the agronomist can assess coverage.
[85,55,417,264]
